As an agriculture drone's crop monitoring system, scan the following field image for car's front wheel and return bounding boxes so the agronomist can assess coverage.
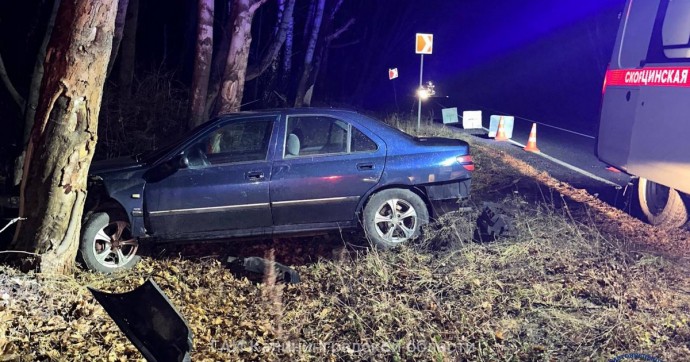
[79,212,141,273]
[363,189,429,249]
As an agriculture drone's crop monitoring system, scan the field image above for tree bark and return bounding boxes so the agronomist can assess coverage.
[11,0,118,275]
[294,0,325,107]
[217,0,267,114]
[118,0,138,98]
[246,0,295,82]
[107,0,130,75]
[189,0,215,128]
[206,0,233,117]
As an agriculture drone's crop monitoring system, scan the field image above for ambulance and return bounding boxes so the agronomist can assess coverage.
[598,0,690,228]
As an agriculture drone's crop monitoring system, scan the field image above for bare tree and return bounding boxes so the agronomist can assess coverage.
[10,0,118,274]
[107,0,130,75]
[246,0,296,82]
[294,0,325,107]
[189,0,215,128]
[304,0,354,106]
[118,0,138,98]
[0,0,61,186]
[0,53,24,112]
[217,0,268,114]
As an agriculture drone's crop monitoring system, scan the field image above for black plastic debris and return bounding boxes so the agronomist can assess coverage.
[88,279,193,362]
[474,202,515,241]
[227,256,301,284]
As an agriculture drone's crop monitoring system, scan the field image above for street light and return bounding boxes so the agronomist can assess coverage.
[416,81,436,131]
[417,88,430,100]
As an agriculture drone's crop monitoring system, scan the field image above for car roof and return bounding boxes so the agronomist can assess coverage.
[216,107,361,117]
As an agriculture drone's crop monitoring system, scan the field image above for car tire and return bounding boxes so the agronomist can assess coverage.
[79,212,141,273]
[363,189,429,249]
[638,178,688,228]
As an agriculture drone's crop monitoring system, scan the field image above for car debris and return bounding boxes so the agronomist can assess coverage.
[226,256,301,284]
[88,279,192,362]
[474,202,515,241]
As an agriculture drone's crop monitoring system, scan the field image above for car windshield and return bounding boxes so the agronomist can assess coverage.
[136,121,212,163]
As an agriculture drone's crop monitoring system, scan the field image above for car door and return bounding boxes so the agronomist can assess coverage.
[144,115,278,238]
[270,114,385,228]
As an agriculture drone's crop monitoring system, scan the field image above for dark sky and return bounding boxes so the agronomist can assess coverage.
[0,0,627,144]
[350,0,627,134]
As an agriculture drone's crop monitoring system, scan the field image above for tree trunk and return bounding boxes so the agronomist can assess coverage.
[11,0,118,275]
[246,0,295,82]
[189,0,215,128]
[218,0,267,114]
[294,0,325,107]
[205,0,233,117]
[14,0,61,186]
[107,0,130,75]
[0,53,24,112]
[118,0,138,98]
[280,9,294,90]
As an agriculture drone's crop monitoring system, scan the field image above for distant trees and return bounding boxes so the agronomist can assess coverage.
[9,0,118,273]
[187,0,355,123]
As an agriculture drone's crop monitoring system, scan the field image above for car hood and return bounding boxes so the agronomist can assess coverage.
[90,156,143,174]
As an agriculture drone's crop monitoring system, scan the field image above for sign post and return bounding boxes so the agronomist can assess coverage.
[415,33,433,132]
[388,68,399,110]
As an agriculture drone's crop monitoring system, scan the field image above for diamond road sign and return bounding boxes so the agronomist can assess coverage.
[415,33,433,54]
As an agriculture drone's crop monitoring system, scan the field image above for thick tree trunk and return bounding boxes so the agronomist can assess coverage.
[218,0,267,114]
[107,0,130,75]
[294,0,325,107]
[118,0,138,98]
[189,0,215,128]
[11,0,118,275]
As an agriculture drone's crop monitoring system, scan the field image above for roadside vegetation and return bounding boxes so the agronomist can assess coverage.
[1,115,689,361]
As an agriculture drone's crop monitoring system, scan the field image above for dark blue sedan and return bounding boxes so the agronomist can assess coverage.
[80,109,473,272]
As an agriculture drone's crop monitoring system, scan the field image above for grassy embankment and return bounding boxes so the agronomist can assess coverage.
[1,115,689,361]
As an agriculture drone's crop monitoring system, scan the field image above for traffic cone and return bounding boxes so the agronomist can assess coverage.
[523,123,540,153]
[495,117,509,141]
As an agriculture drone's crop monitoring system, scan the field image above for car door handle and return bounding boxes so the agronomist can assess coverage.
[357,163,374,171]
[246,171,265,181]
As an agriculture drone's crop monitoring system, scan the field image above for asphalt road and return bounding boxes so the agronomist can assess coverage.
[446,115,634,209]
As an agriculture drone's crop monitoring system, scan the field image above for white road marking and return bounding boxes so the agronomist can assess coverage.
[482,128,622,189]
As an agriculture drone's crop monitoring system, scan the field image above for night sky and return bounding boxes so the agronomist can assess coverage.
[0,0,627,151]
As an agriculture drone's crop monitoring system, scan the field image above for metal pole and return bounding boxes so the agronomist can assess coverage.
[417,54,424,132]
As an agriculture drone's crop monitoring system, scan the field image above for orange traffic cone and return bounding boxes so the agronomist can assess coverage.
[495,117,509,141]
[523,123,540,153]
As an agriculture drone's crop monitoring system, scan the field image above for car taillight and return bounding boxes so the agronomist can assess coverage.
[457,155,474,171]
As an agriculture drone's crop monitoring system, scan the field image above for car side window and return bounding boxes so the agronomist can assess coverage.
[284,116,378,158]
[351,127,378,152]
[285,116,348,157]
[186,118,273,167]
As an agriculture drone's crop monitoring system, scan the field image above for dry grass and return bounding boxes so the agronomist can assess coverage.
[1,115,689,361]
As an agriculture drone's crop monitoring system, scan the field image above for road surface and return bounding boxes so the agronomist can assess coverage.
[445,114,634,209]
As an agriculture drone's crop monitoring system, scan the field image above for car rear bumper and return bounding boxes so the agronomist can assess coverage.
[424,179,471,201]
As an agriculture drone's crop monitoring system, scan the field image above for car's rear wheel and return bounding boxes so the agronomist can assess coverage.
[79,212,141,273]
[638,177,688,228]
[363,189,429,249]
